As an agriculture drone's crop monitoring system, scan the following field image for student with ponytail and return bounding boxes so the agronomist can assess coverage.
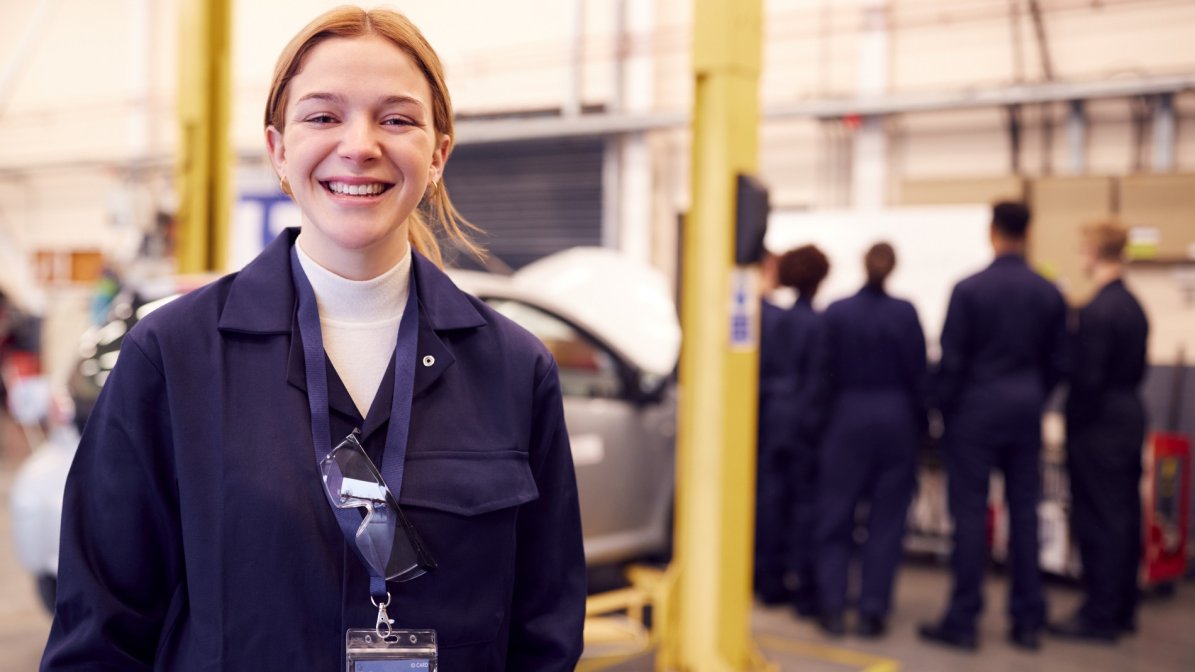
[43,7,585,670]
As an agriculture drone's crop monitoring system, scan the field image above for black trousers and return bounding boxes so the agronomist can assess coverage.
[1067,394,1145,630]
[942,422,1046,634]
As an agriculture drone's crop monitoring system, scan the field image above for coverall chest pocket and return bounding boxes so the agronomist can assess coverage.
[394,450,540,652]
[400,450,540,515]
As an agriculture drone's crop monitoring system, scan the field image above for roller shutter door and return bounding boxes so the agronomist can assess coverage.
[443,138,604,270]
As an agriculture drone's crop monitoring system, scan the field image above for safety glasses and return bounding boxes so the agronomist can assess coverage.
[320,434,436,582]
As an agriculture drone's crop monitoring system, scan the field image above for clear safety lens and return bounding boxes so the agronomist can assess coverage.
[320,436,432,582]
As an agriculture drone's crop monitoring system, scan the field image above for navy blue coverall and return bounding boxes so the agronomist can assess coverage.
[755,299,798,601]
[1066,279,1149,632]
[810,284,927,619]
[935,254,1069,635]
[42,229,586,671]
[788,295,825,613]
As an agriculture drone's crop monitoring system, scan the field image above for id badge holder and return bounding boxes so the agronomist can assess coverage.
[346,629,437,672]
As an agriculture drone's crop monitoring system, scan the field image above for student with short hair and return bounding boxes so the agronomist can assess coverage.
[1049,220,1149,643]
[920,201,1069,652]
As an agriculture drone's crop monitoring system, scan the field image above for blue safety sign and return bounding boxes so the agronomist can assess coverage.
[728,269,758,350]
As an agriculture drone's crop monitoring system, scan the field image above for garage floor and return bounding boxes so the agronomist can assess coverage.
[599,561,1195,671]
[3,432,1193,671]
[1,458,53,672]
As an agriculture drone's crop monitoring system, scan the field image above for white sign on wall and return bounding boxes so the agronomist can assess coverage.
[765,205,994,357]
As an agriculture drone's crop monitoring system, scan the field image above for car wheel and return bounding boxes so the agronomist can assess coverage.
[36,574,56,614]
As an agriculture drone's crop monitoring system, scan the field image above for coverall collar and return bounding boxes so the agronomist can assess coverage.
[217,227,487,334]
[992,252,1027,266]
[218,227,489,436]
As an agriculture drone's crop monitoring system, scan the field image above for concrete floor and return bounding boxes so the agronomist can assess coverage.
[1,445,53,672]
[2,428,1193,671]
[597,562,1195,672]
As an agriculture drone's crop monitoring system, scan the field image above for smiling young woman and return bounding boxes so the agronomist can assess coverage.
[42,6,586,671]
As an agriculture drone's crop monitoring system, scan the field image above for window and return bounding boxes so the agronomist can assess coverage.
[485,299,622,399]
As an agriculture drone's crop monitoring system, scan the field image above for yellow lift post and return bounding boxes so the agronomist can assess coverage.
[660,0,767,670]
[579,0,768,665]
[175,0,232,274]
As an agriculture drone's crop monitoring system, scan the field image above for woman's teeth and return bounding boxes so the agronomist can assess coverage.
[326,182,386,196]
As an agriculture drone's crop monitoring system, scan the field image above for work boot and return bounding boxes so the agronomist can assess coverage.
[918,621,978,651]
[1008,624,1041,651]
[817,610,845,638]
[1047,616,1118,644]
[856,613,886,639]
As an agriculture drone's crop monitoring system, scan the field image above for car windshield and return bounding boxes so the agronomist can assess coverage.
[486,299,622,399]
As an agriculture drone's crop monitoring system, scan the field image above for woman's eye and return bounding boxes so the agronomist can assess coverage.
[383,117,416,127]
[305,114,336,124]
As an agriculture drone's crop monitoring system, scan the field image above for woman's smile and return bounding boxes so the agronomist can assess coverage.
[319,177,396,204]
[322,180,391,197]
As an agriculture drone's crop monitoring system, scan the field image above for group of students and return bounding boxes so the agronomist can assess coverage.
[754,201,1151,652]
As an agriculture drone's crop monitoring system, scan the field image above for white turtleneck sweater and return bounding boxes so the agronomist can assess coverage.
[295,243,410,417]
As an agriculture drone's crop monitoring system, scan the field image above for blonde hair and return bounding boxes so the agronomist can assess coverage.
[1082,219,1129,262]
[265,5,480,266]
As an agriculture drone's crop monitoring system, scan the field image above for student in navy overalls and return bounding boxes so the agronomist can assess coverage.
[755,247,831,602]
[755,251,799,603]
[1049,221,1149,643]
[921,202,1069,652]
[779,245,831,617]
[810,243,927,638]
[42,8,585,670]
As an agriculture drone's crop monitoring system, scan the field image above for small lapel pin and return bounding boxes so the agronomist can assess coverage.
[422,355,435,367]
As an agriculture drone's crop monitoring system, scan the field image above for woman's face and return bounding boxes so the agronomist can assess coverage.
[267,34,448,279]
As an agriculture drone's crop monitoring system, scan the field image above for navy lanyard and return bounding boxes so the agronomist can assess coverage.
[289,245,420,600]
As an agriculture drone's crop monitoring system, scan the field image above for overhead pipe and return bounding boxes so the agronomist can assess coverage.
[1007,104,1024,175]
[1067,99,1087,174]
[564,0,585,117]
[1152,93,1176,172]
[1130,96,1151,173]
[1027,0,1056,175]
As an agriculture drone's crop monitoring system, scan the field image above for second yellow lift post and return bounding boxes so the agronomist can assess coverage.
[175,0,233,274]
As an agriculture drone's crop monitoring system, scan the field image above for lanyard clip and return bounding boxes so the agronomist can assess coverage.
[372,592,394,638]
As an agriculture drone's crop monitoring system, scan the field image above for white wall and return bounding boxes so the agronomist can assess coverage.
[765,205,993,352]
[1127,266,1195,367]
[2,0,1194,349]
[4,0,1195,240]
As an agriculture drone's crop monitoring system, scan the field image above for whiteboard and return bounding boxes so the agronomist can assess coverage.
[765,205,994,352]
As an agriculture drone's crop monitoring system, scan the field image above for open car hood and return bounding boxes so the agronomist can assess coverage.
[451,247,680,377]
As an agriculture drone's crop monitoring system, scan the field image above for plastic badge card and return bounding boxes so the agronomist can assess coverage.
[346,629,437,672]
